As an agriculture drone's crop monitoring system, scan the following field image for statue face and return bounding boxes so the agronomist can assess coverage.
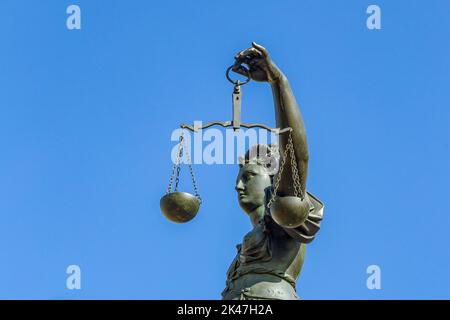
[235,163,272,214]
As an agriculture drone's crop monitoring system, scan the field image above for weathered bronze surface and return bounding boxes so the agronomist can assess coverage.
[160,42,324,300]
[160,192,200,223]
[221,43,324,300]
[270,196,310,228]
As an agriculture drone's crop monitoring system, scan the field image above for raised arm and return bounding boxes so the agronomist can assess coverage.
[233,42,309,198]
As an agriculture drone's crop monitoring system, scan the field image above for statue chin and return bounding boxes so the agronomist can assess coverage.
[238,198,261,215]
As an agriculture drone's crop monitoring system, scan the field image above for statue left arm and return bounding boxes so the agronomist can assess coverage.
[270,72,309,197]
[233,43,311,228]
[233,43,309,197]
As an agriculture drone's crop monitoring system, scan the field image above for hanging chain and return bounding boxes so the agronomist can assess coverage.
[288,132,303,199]
[267,130,304,208]
[174,136,183,192]
[267,138,288,208]
[182,135,202,204]
[165,129,202,203]
[166,130,184,194]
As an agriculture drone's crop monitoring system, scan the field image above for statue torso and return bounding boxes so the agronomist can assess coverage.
[221,191,324,300]
[221,214,306,300]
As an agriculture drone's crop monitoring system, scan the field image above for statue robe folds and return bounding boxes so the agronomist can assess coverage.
[222,188,324,300]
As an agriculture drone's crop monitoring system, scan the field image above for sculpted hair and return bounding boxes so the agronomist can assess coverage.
[238,144,280,181]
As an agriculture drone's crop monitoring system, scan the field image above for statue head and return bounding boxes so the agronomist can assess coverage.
[235,144,279,214]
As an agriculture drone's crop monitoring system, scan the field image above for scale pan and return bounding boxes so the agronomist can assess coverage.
[160,192,200,223]
[270,196,310,229]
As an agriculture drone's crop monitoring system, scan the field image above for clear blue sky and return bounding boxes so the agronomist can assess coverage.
[0,0,449,299]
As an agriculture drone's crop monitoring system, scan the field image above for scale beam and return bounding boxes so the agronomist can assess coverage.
[180,122,292,134]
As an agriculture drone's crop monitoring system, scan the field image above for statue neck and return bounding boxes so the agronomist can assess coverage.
[248,205,265,227]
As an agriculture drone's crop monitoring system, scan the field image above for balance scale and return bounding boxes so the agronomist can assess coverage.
[160,66,302,224]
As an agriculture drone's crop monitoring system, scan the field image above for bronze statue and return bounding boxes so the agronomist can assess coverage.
[160,42,324,300]
[220,43,324,300]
